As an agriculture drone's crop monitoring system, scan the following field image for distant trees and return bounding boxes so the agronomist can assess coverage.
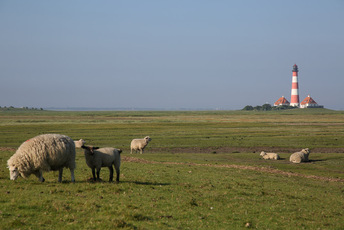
[242,104,297,111]
[273,105,297,110]
[242,105,254,111]
[0,106,44,111]
[262,104,272,111]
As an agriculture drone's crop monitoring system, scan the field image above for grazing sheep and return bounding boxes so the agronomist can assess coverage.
[7,134,76,182]
[260,151,280,160]
[130,136,152,154]
[74,139,85,148]
[82,145,122,182]
[290,148,310,163]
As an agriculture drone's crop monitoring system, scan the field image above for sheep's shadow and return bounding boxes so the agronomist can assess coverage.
[78,178,171,186]
[307,159,326,163]
[57,181,171,186]
[287,159,326,165]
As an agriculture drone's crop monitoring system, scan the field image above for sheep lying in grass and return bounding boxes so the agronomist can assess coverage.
[74,139,85,148]
[290,148,310,163]
[7,134,76,182]
[260,151,280,160]
[130,136,152,154]
[82,145,122,182]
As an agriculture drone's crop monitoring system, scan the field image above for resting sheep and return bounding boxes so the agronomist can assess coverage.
[82,145,122,182]
[7,134,76,182]
[130,136,152,154]
[290,148,310,163]
[260,151,280,160]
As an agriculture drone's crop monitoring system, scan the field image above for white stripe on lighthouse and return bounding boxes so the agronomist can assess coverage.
[292,77,298,83]
[291,89,298,95]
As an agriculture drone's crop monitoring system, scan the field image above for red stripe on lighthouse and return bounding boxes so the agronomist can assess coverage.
[291,95,299,102]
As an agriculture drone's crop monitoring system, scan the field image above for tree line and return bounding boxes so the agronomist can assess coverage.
[242,104,297,111]
[0,106,44,111]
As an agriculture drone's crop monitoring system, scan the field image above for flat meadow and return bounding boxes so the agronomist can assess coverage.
[0,109,343,229]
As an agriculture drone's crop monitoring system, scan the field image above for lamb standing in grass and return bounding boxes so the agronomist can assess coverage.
[130,136,152,154]
[290,148,310,163]
[7,134,76,182]
[82,145,122,182]
[260,151,280,160]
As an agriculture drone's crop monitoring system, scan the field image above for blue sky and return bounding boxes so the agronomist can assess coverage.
[1,1,343,110]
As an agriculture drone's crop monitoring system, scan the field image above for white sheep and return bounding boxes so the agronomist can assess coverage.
[130,136,152,154]
[7,134,76,182]
[290,148,310,163]
[74,139,86,148]
[260,151,280,160]
[82,145,122,182]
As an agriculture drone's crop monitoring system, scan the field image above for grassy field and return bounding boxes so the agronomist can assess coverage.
[0,109,343,229]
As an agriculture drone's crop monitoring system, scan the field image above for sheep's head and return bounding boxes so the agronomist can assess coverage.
[8,165,20,180]
[74,139,86,148]
[144,136,152,143]
[260,151,266,156]
[82,145,100,155]
[302,148,310,155]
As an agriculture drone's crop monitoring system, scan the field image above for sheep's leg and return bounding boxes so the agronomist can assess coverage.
[58,168,63,182]
[96,168,101,181]
[130,148,133,154]
[92,168,96,181]
[70,168,75,182]
[35,170,45,182]
[115,167,120,182]
[108,166,113,182]
[140,149,143,154]
[292,158,301,163]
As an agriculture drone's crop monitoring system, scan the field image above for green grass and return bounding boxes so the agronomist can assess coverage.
[1,109,344,229]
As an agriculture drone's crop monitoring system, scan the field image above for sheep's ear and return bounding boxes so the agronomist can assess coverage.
[92,147,100,150]
[82,145,95,154]
[118,149,122,154]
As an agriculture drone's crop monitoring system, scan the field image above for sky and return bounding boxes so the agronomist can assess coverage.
[1,1,343,110]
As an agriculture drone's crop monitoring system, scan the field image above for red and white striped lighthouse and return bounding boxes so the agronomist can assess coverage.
[290,64,300,107]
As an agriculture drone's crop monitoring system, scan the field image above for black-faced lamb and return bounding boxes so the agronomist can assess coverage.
[82,145,122,182]
[289,148,310,163]
[260,151,280,160]
[130,136,152,154]
[7,134,76,182]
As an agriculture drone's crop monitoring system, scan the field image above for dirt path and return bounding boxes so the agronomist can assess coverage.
[123,156,344,183]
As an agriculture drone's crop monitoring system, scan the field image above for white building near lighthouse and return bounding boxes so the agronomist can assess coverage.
[274,96,290,106]
[300,95,323,108]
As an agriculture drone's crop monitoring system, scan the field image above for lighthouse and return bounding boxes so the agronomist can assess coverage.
[290,64,300,107]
